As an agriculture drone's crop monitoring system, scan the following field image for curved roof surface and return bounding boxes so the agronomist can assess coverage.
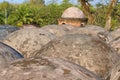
[61,7,85,18]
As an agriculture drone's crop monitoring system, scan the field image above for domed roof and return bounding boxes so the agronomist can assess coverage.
[61,7,85,18]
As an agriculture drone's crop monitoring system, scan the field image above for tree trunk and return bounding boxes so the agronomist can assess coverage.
[105,0,118,30]
[79,0,94,24]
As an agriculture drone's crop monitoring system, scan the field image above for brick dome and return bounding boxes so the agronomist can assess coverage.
[61,7,85,18]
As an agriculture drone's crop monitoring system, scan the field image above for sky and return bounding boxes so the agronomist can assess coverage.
[0,0,77,4]
[0,0,25,3]
[0,0,101,5]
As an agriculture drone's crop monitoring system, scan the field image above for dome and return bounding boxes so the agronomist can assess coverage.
[61,7,85,18]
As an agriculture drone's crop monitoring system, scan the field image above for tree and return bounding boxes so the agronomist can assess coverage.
[105,0,118,30]
[78,0,94,24]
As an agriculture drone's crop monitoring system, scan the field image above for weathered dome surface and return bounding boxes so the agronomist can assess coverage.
[0,42,23,68]
[67,25,112,43]
[61,7,85,18]
[35,34,119,78]
[3,28,56,58]
[22,24,40,29]
[0,57,104,80]
[109,28,120,41]
[108,60,120,80]
[41,25,75,37]
[57,24,75,30]
[68,25,106,36]
[108,28,120,55]
[110,40,120,55]
[0,25,19,41]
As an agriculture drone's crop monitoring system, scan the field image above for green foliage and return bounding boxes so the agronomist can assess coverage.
[29,0,45,5]
[0,9,5,24]
[0,0,119,29]
[8,4,36,26]
[94,2,120,30]
[0,1,15,24]
[111,3,120,29]
[0,0,74,27]
[36,4,62,26]
[60,0,73,10]
[93,5,107,27]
